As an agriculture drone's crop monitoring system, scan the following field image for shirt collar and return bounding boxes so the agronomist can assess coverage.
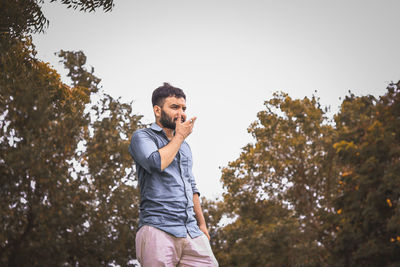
[150,122,177,141]
[150,122,163,132]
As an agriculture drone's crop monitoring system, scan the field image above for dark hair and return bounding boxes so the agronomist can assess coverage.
[151,82,186,107]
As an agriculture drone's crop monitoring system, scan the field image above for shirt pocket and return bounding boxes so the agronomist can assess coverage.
[180,153,191,182]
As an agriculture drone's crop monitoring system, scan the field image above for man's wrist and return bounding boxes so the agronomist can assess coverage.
[174,132,185,142]
[199,223,207,229]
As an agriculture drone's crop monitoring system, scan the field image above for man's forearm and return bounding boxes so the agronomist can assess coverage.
[158,117,196,171]
[158,134,184,171]
[193,193,210,239]
[193,193,206,226]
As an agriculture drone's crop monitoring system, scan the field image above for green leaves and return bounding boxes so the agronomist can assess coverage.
[213,86,400,266]
[0,0,114,36]
[57,50,101,94]
[331,82,400,266]
[215,92,338,266]
[0,0,48,36]
[54,0,114,12]
[0,37,142,266]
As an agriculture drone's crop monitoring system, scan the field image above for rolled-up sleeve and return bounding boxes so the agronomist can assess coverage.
[129,130,161,173]
[190,174,200,196]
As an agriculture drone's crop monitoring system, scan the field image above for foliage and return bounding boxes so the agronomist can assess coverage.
[0,36,142,266]
[2,1,400,266]
[209,85,400,266]
[214,93,338,266]
[0,0,114,36]
[331,82,400,266]
[214,199,310,267]
[0,1,139,266]
[57,50,101,93]
[55,0,114,12]
[200,197,225,249]
[0,0,48,36]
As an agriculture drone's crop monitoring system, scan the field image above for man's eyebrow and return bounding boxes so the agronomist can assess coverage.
[170,104,186,108]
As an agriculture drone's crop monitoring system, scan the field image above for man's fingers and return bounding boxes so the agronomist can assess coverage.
[182,117,196,126]
[190,117,197,125]
[206,232,210,240]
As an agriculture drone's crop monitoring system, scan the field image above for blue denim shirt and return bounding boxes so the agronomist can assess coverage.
[129,123,203,238]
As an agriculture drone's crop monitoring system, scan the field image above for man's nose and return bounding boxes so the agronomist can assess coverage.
[178,109,186,119]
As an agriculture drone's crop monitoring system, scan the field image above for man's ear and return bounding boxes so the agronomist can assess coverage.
[153,105,161,118]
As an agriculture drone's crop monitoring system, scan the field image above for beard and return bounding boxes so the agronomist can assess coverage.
[160,109,184,130]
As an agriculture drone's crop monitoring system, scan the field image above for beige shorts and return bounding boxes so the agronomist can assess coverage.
[135,225,218,267]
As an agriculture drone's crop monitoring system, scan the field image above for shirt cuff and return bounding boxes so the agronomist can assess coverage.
[192,189,200,197]
[147,150,161,173]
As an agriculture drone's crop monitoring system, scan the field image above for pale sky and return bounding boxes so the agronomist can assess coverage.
[33,0,400,199]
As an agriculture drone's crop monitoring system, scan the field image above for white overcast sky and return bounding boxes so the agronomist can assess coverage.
[33,0,400,199]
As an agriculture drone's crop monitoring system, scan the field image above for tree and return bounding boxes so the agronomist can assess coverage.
[200,197,226,254]
[331,82,400,266]
[0,1,144,265]
[217,93,339,266]
[0,36,142,266]
[214,84,400,266]
[213,198,307,267]
[0,0,114,36]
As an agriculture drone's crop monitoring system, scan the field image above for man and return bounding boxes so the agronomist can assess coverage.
[129,83,218,267]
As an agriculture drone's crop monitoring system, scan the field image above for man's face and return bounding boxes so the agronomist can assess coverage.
[157,96,187,130]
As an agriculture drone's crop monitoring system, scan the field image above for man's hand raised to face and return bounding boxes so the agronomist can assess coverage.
[159,116,196,171]
[175,116,197,140]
